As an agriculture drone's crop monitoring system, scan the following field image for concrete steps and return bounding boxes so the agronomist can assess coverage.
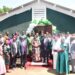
[31,62,47,66]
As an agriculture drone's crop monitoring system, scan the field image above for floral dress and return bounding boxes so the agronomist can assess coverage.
[4,44,11,65]
[32,39,40,61]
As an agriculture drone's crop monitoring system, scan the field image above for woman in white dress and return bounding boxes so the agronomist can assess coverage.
[0,41,6,75]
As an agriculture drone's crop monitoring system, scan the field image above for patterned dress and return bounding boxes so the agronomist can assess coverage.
[32,39,40,61]
[4,44,10,65]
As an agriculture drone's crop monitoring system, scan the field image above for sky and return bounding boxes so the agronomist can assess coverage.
[0,0,33,8]
[46,0,75,10]
[0,0,75,10]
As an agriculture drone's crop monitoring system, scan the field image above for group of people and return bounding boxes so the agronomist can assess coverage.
[52,33,75,75]
[0,31,75,75]
[0,31,52,75]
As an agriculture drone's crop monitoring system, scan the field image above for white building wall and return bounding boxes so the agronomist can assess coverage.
[32,0,46,20]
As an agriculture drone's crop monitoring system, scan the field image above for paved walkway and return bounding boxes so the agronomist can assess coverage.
[6,67,75,75]
[6,60,75,75]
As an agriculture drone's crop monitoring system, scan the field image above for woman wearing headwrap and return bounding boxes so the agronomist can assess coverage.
[32,35,41,62]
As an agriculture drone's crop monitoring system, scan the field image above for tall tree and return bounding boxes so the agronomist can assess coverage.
[0,6,12,14]
[3,6,11,12]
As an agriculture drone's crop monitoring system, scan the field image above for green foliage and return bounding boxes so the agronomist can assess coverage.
[31,19,59,33]
[3,6,11,12]
[31,19,52,26]
[38,19,52,25]
[0,6,12,14]
[31,19,38,24]
[0,8,4,13]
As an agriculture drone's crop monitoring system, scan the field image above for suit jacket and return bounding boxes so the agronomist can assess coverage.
[11,41,17,56]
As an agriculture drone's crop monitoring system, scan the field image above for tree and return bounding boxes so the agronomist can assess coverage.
[0,6,12,14]
[0,8,4,14]
[3,6,11,12]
